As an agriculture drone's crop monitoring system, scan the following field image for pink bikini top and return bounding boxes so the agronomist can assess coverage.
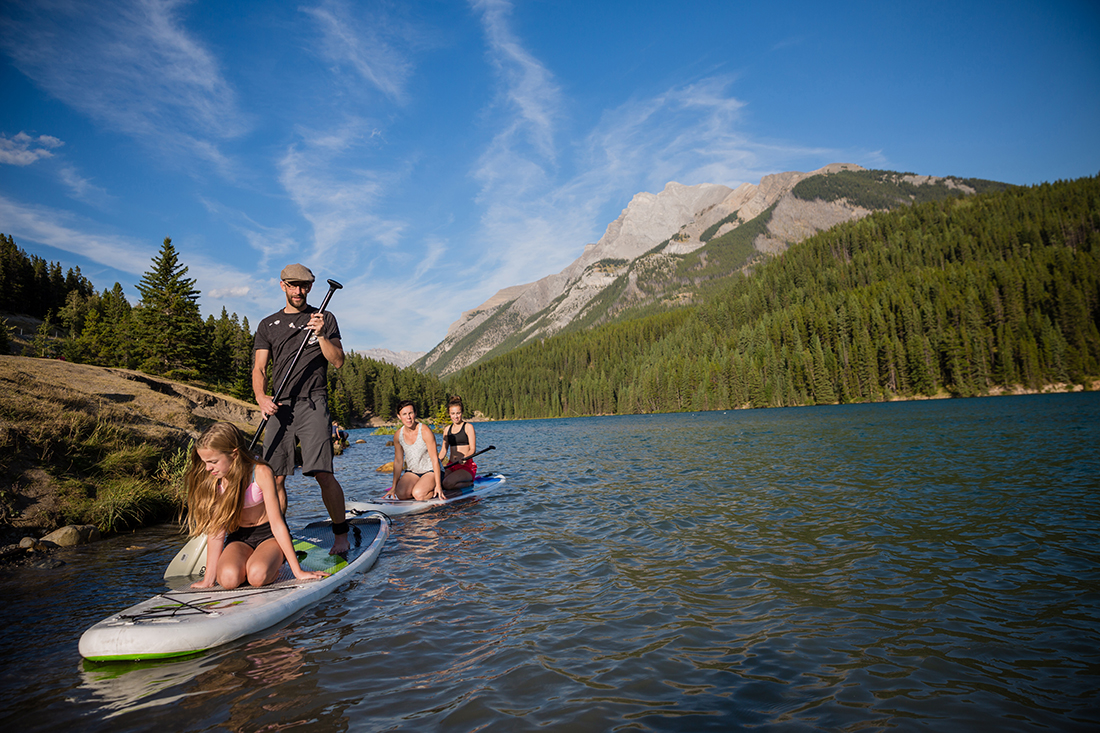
[242,475,264,509]
[219,470,264,509]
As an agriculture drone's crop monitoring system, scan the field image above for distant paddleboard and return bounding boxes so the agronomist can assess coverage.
[81,513,389,662]
[346,473,507,517]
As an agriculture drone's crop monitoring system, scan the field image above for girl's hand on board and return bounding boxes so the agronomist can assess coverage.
[294,569,330,581]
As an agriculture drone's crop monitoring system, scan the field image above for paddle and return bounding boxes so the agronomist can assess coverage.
[442,444,495,470]
[248,278,343,452]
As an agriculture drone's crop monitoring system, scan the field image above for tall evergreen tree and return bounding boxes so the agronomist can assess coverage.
[133,237,203,378]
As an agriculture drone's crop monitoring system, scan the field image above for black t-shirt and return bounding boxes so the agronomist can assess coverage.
[253,306,341,398]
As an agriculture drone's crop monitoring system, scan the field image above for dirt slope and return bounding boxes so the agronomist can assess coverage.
[0,355,261,543]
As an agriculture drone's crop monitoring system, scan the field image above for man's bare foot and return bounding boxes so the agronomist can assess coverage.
[330,532,350,555]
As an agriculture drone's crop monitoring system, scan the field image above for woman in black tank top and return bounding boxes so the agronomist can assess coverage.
[439,396,477,490]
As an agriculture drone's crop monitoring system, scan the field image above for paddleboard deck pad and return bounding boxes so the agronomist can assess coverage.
[346,473,506,517]
[80,513,389,662]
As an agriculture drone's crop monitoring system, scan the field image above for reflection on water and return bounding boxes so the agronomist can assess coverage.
[81,653,217,718]
[0,393,1098,731]
[80,633,325,730]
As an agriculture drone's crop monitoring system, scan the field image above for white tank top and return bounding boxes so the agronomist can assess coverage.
[398,424,433,474]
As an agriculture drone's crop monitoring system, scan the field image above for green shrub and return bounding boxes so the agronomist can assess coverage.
[88,477,179,534]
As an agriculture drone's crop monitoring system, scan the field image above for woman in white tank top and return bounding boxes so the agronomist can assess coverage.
[386,400,443,501]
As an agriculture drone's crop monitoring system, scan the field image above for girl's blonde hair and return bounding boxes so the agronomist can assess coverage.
[184,422,265,537]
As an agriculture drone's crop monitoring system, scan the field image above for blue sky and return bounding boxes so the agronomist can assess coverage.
[2,0,1098,353]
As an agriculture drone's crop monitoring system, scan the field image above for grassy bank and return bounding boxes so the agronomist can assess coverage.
[0,356,259,544]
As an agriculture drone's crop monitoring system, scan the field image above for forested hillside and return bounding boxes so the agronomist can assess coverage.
[447,175,1100,418]
[326,351,446,426]
[1,236,259,398]
[790,168,1009,209]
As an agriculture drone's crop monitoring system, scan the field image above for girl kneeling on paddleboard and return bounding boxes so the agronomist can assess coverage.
[385,400,444,502]
[185,422,328,589]
[439,395,477,491]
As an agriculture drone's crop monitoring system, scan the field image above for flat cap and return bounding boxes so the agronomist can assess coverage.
[280,263,315,282]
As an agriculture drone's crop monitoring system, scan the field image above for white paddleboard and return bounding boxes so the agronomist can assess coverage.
[346,473,507,517]
[81,513,389,662]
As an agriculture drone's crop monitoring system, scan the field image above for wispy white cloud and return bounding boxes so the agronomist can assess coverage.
[0,0,247,171]
[301,0,414,101]
[277,120,407,263]
[473,0,561,163]
[771,35,806,52]
[58,166,114,208]
[578,77,768,194]
[463,0,580,289]
[198,196,299,272]
[0,194,153,275]
[0,132,63,166]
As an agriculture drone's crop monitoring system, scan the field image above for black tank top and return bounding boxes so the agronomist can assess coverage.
[445,423,469,447]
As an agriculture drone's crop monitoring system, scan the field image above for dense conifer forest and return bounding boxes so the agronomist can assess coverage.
[448,175,1100,419]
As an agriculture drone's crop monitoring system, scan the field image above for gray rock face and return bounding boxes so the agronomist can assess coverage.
[356,348,427,369]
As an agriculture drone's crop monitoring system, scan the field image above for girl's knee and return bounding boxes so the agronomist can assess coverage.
[247,566,274,587]
[218,567,244,589]
[245,556,279,586]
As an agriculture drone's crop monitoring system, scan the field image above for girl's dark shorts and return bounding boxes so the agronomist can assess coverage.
[225,522,276,550]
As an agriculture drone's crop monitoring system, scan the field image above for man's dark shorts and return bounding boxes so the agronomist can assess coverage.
[262,394,334,477]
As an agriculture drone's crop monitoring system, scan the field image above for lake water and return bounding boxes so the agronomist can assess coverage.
[1,393,1098,731]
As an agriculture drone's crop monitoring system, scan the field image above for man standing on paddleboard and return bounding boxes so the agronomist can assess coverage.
[252,263,350,555]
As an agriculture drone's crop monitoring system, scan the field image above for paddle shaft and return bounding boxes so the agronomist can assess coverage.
[249,278,343,452]
[442,444,495,470]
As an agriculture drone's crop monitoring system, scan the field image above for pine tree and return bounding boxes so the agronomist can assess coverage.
[133,237,204,378]
[100,283,135,368]
[32,314,57,358]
